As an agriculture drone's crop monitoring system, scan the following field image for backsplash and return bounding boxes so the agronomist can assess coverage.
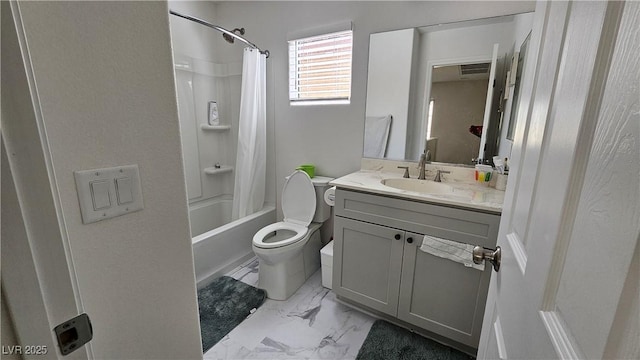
[361,158,477,184]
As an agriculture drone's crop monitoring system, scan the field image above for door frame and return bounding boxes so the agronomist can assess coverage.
[2,2,90,358]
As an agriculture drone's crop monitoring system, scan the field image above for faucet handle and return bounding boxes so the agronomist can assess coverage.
[397,166,410,178]
[434,169,451,182]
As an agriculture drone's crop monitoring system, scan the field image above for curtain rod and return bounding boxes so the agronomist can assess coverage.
[169,10,270,58]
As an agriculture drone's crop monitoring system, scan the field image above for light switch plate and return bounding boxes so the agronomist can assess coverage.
[74,165,144,224]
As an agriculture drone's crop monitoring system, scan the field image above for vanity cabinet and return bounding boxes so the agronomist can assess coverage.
[332,189,500,349]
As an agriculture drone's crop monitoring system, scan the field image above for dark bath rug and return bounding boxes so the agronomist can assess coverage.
[356,320,475,360]
[198,276,266,353]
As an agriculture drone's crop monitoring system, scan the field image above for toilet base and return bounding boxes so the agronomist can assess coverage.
[255,225,322,300]
[258,253,306,300]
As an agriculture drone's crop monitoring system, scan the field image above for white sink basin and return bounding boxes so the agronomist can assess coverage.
[381,178,454,195]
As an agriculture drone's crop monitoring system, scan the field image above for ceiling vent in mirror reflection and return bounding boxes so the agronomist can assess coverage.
[460,63,491,76]
[363,12,535,167]
[432,63,491,82]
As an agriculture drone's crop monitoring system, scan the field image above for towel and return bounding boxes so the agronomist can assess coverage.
[363,114,392,158]
[419,235,485,271]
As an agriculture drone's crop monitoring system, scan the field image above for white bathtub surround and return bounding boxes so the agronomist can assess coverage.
[233,48,267,220]
[172,53,242,203]
[189,198,233,237]
[334,159,505,213]
[193,206,276,288]
[205,259,375,359]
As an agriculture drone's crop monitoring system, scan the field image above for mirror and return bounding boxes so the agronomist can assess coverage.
[363,13,534,166]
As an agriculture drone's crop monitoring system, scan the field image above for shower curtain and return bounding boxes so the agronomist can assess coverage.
[232,48,267,220]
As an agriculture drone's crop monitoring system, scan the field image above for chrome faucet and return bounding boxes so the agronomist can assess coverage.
[434,169,450,182]
[417,150,430,180]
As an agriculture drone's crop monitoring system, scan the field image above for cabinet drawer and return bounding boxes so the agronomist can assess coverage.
[335,189,500,248]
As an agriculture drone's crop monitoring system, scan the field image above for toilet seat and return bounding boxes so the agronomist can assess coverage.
[253,170,317,249]
[252,222,309,249]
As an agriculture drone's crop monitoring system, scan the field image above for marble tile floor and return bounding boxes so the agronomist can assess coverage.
[204,257,375,359]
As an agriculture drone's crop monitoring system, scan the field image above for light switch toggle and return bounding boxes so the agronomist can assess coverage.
[115,177,134,204]
[90,180,111,210]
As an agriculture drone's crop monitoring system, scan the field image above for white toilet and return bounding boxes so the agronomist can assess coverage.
[252,171,333,300]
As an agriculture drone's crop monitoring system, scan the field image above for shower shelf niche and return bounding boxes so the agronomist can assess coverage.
[200,124,231,131]
[204,165,233,175]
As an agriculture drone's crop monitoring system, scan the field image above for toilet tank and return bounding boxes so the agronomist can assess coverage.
[309,176,334,222]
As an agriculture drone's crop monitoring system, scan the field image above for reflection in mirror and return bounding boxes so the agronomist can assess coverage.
[363,13,534,166]
[506,32,531,140]
[428,63,490,164]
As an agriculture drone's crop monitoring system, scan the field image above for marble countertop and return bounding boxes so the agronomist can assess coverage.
[330,170,505,214]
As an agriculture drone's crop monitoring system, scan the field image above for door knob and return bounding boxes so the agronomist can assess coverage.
[394,234,401,240]
[406,237,413,244]
[473,246,501,272]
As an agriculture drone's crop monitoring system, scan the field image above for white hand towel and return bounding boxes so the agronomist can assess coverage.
[419,235,485,271]
[363,114,392,158]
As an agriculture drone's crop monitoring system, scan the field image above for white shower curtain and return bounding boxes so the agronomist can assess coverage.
[232,48,267,220]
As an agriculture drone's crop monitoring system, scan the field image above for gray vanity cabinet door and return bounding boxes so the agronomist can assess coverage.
[332,216,404,316]
[398,233,491,348]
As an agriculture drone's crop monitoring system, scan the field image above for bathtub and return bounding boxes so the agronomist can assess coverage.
[190,198,276,288]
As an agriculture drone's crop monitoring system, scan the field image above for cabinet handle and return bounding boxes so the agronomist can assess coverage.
[407,237,413,244]
[394,234,401,240]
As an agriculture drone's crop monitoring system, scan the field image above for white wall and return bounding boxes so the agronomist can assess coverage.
[1,288,21,360]
[1,289,21,360]
[168,1,218,60]
[214,1,535,219]
[430,79,488,164]
[6,2,202,358]
[168,1,277,210]
[365,28,416,159]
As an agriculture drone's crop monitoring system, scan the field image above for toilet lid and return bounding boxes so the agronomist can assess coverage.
[282,170,316,227]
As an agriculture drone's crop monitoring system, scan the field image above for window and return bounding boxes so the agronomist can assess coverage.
[426,99,434,140]
[288,30,353,104]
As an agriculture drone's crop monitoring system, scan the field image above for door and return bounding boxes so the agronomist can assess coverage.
[478,1,639,359]
[332,217,404,316]
[398,232,491,349]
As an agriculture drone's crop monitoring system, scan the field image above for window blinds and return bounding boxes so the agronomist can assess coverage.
[288,30,353,102]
